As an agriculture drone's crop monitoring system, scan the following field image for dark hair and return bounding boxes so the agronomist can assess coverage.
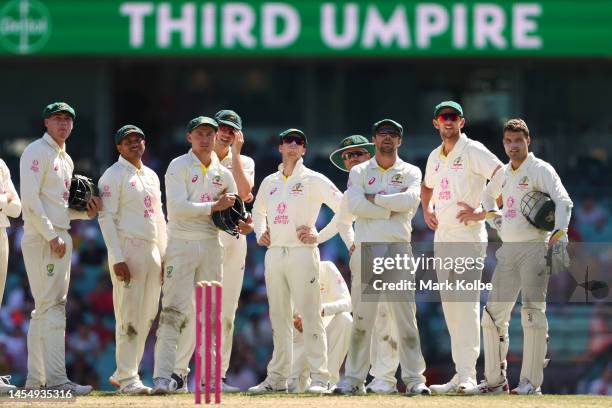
[503,118,530,138]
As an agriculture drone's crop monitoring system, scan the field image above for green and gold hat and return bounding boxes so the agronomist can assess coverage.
[329,135,374,172]
[187,116,218,133]
[434,101,463,117]
[115,125,145,145]
[43,102,75,119]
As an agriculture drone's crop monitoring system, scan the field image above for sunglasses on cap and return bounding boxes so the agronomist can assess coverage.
[281,134,305,146]
[341,150,368,160]
[376,127,401,137]
[437,112,461,122]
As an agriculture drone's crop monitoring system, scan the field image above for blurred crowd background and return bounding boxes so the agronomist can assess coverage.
[1,0,611,396]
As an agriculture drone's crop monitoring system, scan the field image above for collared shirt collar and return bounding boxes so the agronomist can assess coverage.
[278,158,305,178]
[189,149,219,168]
[118,155,144,174]
[509,152,535,174]
[439,133,468,159]
[43,132,66,153]
[367,155,403,170]
[215,148,232,163]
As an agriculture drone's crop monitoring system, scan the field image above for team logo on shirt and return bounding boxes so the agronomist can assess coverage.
[290,183,304,195]
[368,177,376,185]
[505,196,517,218]
[518,176,530,190]
[434,162,440,172]
[274,202,289,224]
[200,193,212,202]
[451,156,464,170]
[101,185,111,197]
[30,160,39,172]
[269,187,278,196]
[130,180,136,187]
[192,174,198,183]
[166,265,174,278]
[390,173,404,186]
[46,264,55,276]
[212,175,223,187]
[439,177,451,200]
[53,164,59,172]
[144,195,155,218]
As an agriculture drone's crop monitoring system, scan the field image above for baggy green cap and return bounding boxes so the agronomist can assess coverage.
[115,125,145,145]
[372,119,403,136]
[329,135,375,172]
[187,116,218,133]
[214,109,242,130]
[43,102,75,119]
[434,101,464,117]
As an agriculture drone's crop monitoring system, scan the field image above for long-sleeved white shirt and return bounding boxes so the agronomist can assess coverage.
[98,156,167,263]
[165,150,237,241]
[424,133,502,230]
[0,158,21,227]
[19,133,89,240]
[346,156,421,243]
[483,153,573,242]
[295,260,351,321]
[252,159,342,247]
[217,150,255,186]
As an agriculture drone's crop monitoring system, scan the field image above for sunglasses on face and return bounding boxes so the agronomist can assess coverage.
[376,130,401,138]
[281,135,305,146]
[341,150,368,160]
[437,112,461,122]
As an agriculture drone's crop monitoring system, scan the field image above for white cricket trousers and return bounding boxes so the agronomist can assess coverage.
[154,237,222,381]
[264,246,329,384]
[22,229,72,388]
[434,225,487,382]
[344,244,426,388]
[109,237,162,387]
[369,303,400,385]
[290,311,353,390]
[483,243,549,388]
[0,228,7,307]
[219,232,247,378]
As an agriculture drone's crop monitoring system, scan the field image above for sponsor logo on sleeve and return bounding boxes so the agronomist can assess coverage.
[30,159,39,172]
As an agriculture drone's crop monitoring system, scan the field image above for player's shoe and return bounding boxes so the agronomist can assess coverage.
[457,377,478,394]
[171,373,188,393]
[406,382,431,396]
[220,380,241,393]
[119,380,151,395]
[47,381,93,396]
[108,375,120,388]
[247,378,287,393]
[429,374,459,394]
[287,376,310,393]
[306,380,331,394]
[333,378,366,395]
[511,379,542,395]
[152,377,178,395]
[473,379,509,395]
[0,376,16,394]
[365,378,397,394]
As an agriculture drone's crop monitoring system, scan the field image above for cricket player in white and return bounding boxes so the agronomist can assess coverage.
[422,101,502,394]
[250,128,343,393]
[336,119,428,396]
[213,110,255,391]
[329,135,400,394]
[478,119,572,395]
[288,261,352,392]
[0,158,21,394]
[20,102,101,395]
[98,125,167,395]
[152,116,247,394]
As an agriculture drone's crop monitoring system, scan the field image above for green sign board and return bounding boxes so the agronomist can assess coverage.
[0,0,610,56]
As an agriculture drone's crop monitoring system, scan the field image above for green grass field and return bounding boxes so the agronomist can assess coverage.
[2,392,609,408]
